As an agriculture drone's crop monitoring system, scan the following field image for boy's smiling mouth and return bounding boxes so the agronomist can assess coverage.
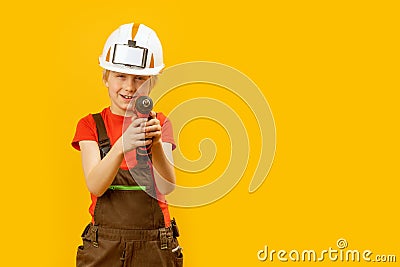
[120,94,134,100]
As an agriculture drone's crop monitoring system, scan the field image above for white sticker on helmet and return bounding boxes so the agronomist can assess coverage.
[112,44,147,68]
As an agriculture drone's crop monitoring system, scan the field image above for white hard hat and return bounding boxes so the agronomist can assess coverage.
[99,23,164,75]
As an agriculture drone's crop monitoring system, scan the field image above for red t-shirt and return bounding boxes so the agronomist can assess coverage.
[72,107,175,227]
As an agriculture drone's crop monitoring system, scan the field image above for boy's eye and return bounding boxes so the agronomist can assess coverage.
[136,76,150,81]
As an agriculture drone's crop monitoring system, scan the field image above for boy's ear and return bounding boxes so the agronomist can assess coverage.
[103,78,109,87]
[102,70,110,87]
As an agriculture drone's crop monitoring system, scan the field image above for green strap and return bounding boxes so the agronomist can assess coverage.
[109,185,146,191]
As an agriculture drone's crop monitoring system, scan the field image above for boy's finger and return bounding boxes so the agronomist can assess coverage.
[145,125,161,132]
[131,118,148,127]
[145,118,160,126]
[130,114,138,122]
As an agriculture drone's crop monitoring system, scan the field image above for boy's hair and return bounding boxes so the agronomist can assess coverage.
[102,69,158,90]
[103,69,110,81]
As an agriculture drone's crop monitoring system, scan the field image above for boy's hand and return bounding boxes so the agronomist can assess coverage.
[121,116,151,153]
[145,111,162,146]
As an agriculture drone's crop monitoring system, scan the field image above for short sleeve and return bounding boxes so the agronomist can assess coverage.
[158,113,176,150]
[71,114,98,151]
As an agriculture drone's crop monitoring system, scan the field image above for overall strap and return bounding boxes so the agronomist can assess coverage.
[92,113,111,159]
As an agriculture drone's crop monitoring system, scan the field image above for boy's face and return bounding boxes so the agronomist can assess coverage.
[104,71,151,116]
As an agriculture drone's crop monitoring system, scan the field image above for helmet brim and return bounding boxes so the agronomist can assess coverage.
[99,58,164,76]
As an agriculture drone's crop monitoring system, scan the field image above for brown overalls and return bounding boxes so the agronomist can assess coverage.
[76,113,183,267]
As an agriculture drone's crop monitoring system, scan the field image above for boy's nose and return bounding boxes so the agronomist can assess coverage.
[124,78,136,91]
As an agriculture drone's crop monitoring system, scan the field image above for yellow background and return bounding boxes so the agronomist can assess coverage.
[1,1,399,266]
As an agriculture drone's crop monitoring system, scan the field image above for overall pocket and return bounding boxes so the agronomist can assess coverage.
[76,224,124,267]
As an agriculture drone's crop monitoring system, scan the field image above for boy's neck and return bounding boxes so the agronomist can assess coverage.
[109,106,135,117]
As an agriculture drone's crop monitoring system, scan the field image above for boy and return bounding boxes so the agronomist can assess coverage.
[72,22,183,267]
